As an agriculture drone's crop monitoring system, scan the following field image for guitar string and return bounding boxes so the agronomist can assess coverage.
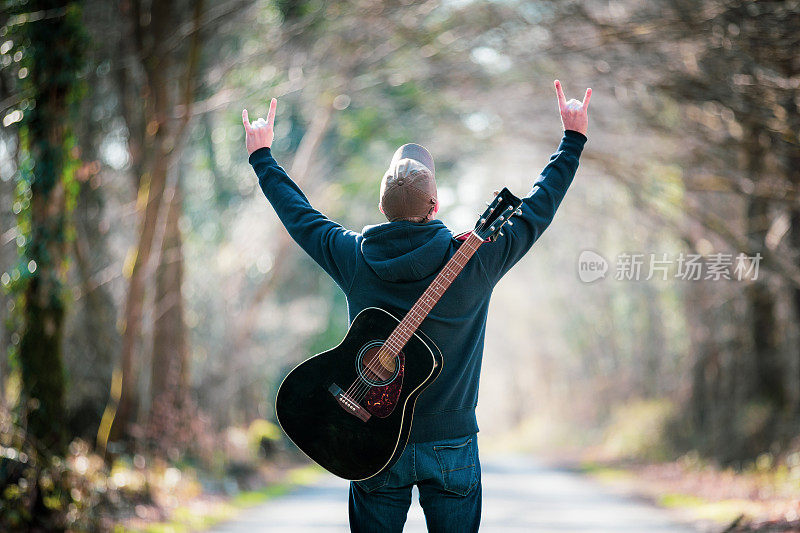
[348,259,466,403]
[343,236,478,403]
[347,234,482,403]
[350,237,480,403]
[344,257,465,402]
[344,234,483,403]
[346,235,479,401]
[344,240,474,399]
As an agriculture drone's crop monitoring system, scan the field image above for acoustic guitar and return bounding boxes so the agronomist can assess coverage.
[275,188,523,480]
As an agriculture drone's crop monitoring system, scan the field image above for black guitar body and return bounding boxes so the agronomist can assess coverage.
[275,307,443,481]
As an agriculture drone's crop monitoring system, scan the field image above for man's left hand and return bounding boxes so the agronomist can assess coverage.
[243,97,277,155]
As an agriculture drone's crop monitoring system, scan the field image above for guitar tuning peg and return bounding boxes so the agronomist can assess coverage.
[515,208,522,216]
[498,230,504,237]
[480,218,486,224]
[506,205,513,211]
[506,220,513,226]
[498,215,504,221]
[489,225,496,231]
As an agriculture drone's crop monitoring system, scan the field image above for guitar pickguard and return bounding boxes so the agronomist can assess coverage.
[363,351,404,418]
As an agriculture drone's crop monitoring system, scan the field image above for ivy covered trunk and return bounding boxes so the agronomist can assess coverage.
[16,0,86,456]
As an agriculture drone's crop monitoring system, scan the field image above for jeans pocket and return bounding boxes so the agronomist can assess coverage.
[353,468,390,493]
[432,436,478,496]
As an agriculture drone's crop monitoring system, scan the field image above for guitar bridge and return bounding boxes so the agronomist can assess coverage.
[328,383,371,422]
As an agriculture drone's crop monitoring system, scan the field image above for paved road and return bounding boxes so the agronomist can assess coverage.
[210,454,699,532]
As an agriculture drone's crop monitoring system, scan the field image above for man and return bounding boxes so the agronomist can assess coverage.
[243,79,590,532]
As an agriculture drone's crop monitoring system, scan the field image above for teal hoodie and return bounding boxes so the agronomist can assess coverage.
[250,130,587,442]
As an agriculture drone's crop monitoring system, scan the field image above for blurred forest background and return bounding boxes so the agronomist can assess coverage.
[1,0,799,530]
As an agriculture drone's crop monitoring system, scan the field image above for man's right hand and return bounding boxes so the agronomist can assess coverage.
[554,80,591,136]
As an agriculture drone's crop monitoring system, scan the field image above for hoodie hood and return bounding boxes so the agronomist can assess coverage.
[361,219,454,282]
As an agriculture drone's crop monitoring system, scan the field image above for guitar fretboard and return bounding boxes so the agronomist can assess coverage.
[378,232,484,363]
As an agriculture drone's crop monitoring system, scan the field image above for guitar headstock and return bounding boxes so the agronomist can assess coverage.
[474,187,523,242]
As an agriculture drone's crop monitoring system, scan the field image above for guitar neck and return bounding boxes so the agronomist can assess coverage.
[383,232,485,354]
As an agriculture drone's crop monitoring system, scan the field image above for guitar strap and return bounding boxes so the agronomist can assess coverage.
[453,230,493,243]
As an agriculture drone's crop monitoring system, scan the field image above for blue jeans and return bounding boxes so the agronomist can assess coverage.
[348,433,481,533]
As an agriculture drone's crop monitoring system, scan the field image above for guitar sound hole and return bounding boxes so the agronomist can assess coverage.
[356,341,400,387]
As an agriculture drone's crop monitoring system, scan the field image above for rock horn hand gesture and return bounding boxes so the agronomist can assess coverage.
[554,80,591,136]
[243,97,277,155]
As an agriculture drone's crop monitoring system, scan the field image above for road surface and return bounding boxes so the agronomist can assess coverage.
[210,454,699,532]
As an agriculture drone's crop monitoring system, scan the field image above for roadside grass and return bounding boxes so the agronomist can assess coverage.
[578,460,750,524]
[576,461,632,482]
[577,458,798,528]
[125,464,322,533]
[656,493,757,524]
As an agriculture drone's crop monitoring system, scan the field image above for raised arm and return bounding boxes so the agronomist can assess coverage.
[244,99,359,293]
[478,80,590,284]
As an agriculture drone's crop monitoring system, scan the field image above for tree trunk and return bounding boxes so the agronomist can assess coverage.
[640,274,665,397]
[782,89,800,418]
[743,125,785,411]
[17,0,86,456]
[56,55,121,440]
[0,139,17,414]
[105,41,173,446]
[100,0,203,450]
[151,182,189,406]
[107,127,170,445]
